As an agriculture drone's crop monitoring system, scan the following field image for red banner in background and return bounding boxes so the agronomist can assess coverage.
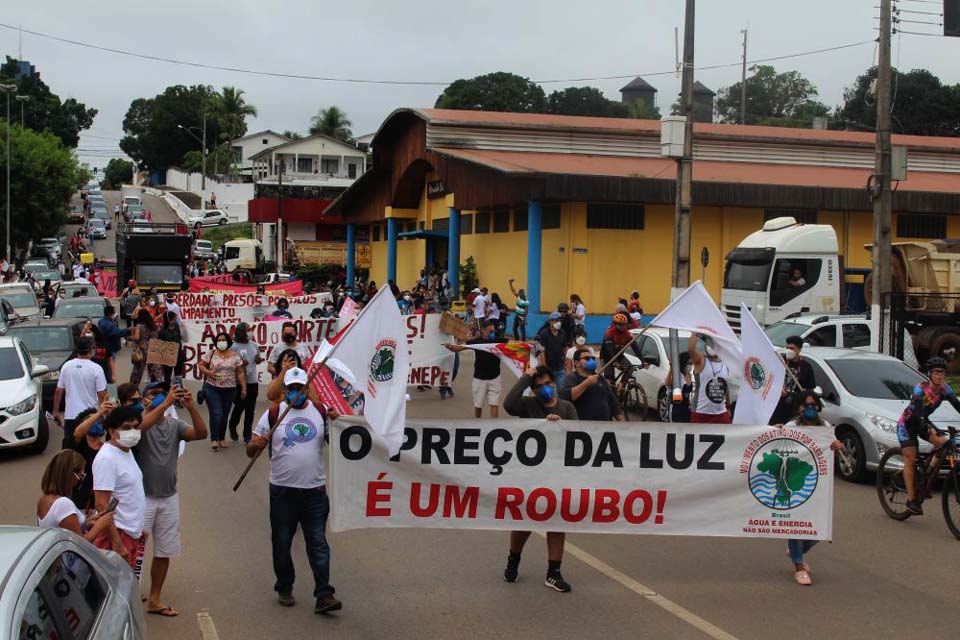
[95,271,117,297]
[188,275,303,296]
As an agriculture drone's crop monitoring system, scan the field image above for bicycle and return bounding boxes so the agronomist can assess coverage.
[611,362,649,421]
[876,425,960,540]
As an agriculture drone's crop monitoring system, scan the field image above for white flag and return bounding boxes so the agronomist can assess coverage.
[325,286,409,455]
[648,281,742,373]
[339,296,359,322]
[733,302,786,425]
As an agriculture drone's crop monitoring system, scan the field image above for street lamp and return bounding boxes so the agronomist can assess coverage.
[0,83,17,265]
[14,95,29,127]
[177,120,208,209]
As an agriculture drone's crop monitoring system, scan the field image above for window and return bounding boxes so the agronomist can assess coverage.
[804,324,837,347]
[348,163,357,179]
[769,258,823,307]
[587,203,645,230]
[475,211,491,234]
[432,218,450,232]
[408,222,418,234]
[296,157,312,173]
[320,158,339,174]
[764,208,817,224]
[638,336,660,366]
[0,347,24,380]
[20,552,107,640]
[418,221,425,231]
[542,204,561,229]
[842,323,871,348]
[897,214,946,239]
[513,209,528,231]
[262,138,269,144]
[372,225,380,242]
[493,209,510,233]
[460,214,473,234]
[806,360,841,405]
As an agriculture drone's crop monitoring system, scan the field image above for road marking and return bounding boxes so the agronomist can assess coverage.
[197,611,220,640]
[538,533,738,640]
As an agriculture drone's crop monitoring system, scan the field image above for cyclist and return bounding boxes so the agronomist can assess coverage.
[897,357,957,514]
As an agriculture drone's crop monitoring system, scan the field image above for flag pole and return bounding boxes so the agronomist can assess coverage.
[232,286,390,492]
[595,325,651,376]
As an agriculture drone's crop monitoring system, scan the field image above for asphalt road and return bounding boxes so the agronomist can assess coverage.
[2,345,959,640]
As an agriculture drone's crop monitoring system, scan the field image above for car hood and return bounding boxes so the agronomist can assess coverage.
[0,376,34,405]
[33,350,73,372]
[839,396,960,425]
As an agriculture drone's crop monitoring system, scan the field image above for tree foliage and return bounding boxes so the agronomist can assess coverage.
[180,146,236,173]
[282,130,304,140]
[0,56,97,148]
[120,84,223,171]
[309,106,353,141]
[0,123,80,255]
[715,65,829,127]
[100,158,134,190]
[836,67,960,137]
[435,72,548,113]
[547,86,639,118]
[214,86,257,173]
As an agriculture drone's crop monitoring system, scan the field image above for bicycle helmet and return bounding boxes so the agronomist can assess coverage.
[926,356,948,372]
[613,313,629,325]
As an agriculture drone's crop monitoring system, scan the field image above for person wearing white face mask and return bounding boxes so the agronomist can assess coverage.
[687,334,732,424]
[564,328,594,375]
[92,405,147,574]
[770,335,817,425]
[198,331,246,450]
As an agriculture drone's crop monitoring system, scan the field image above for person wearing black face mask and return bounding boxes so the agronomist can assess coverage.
[229,323,263,443]
[273,297,293,319]
[559,348,624,421]
[502,365,577,593]
[445,319,506,418]
[267,322,312,378]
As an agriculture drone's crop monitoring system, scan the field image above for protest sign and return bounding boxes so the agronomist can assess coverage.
[329,418,834,540]
[172,292,332,322]
[439,312,471,341]
[146,339,180,367]
[188,274,303,295]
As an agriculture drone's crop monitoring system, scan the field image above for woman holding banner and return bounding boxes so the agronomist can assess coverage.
[199,332,246,451]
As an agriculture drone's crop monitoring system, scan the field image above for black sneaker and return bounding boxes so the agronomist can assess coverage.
[315,594,342,614]
[277,591,296,607]
[504,554,520,583]
[545,571,571,593]
[906,499,924,515]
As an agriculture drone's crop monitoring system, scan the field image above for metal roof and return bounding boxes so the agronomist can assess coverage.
[620,77,657,92]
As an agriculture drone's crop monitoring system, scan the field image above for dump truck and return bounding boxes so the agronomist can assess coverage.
[116,221,191,294]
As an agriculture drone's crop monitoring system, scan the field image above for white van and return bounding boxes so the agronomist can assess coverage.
[223,239,264,272]
[721,217,840,331]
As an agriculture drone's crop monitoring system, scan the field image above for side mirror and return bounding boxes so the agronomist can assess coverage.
[31,364,50,378]
[642,356,660,368]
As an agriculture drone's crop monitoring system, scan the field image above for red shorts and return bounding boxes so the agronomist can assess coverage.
[94,529,148,580]
[691,411,731,424]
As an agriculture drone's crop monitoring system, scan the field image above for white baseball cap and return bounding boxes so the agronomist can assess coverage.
[471,287,482,294]
[284,367,308,387]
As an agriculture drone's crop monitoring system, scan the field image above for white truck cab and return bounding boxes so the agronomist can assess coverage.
[721,217,840,331]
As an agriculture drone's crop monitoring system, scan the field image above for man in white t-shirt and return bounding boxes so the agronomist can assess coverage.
[247,367,341,614]
[92,405,147,576]
[471,287,486,330]
[53,336,108,450]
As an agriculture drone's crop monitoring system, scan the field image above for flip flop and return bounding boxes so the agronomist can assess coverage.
[794,570,812,586]
[147,606,179,617]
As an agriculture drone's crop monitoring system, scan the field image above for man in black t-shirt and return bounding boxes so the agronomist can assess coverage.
[560,348,624,421]
[770,335,817,425]
[446,319,506,418]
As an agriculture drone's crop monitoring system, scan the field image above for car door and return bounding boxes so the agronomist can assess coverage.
[632,335,668,407]
[842,322,871,350]
[803,324,837,347]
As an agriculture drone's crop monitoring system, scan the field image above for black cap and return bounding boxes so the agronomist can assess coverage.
[76,336,94,354]
[143,380,170,395]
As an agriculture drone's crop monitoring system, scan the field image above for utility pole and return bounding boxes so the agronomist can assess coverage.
[1,83,17,265]
[871,0,893,353]
[739,28,748,125]
[200,104,208,211]
[670,0,696,413]
[277,159,285,271]
[15,95,29,128]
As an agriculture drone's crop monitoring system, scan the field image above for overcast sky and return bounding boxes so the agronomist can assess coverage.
[3,0,958,168]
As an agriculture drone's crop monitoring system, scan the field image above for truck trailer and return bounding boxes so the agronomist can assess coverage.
[115,222,191,294]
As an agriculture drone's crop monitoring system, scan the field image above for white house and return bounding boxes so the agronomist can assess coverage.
[250,134,367,182]
[231,130,291,174]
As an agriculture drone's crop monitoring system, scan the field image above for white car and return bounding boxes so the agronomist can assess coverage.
[0,284,41,320]
[764,314,871,350]
[188,209,228,228]
[0,526,145,639]
[0,335,50,454]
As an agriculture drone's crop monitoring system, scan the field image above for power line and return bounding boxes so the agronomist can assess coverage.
[0,21,876,87]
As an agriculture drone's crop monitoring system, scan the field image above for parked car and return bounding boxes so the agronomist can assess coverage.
[59,282,99,299]
[29,271,62,294]
[187,209,228,228]
[87,218,107,239]
[53,296,107,322]
[124,204,144,221]
[37,238,62,259]
[0,526,146,639]
[192,239,215,259]
[28,245,56,267]
[765,314,872,350]
[23,260,51,274]
[7,318,85,413]
[67,205,86,223]
[90,207,110,230]
[0,335,49,453]
[799,346,959,482]
[0,284,41,320]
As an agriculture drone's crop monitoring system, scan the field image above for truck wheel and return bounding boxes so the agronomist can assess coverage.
[929,331,960,372]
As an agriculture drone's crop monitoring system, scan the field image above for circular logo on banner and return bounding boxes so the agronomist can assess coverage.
[705,376,728,404]
[744,357,767,391]
[746,436,819,509]
[370,339,397,382]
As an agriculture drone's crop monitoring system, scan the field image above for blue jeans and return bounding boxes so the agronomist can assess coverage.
[554,369,566,389]
[269,484,334,597]
[787,539,818,564]
[203,383,236,442]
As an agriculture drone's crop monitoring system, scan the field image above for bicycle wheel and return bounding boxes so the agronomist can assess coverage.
[876,447,913,521]
[941,468,960,540]
[623,384,647,421]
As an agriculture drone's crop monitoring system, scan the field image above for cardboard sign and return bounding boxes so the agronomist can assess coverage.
[146,339,180,367]
[439,311,471,341]
[80,253,94,265]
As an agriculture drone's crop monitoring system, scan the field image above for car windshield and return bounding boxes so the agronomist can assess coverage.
[138,264,183,285]
[0,347,24,381]
[826,358,922,400]
[8,326,73,352]
[63,285,95,297]
[0,291,39,309]
[90,220,106,228]
[33,271,60,282]
[55,300,104,318]
[764,322,807,347]
[196,241,211,249]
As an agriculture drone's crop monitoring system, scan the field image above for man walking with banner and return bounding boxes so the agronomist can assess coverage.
[733,302,786,425]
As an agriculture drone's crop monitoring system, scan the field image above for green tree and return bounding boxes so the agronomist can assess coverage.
[715,65,829,127]
[100,158,134,190]
[120,85,223,171]
[837,67,960,137]
[214,86,257,174]
[547,86,639,118]
[309,106,353,141]
[0,122,80,256]
[282,130,304,140]
[180,146,236,173]
[0,56,97,148]
[435,72,548,113]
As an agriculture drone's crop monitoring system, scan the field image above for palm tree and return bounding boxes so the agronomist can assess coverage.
[215,86,258,174]
[282,130,304,140]
[309,106,352,142]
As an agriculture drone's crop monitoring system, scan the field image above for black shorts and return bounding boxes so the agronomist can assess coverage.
[897,420,935,449]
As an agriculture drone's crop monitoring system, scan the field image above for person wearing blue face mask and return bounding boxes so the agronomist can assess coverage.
[70,402,115,511]
[445,319,506,418]
[503,365,578,593]
[559,349,625,422]
[779,389,842,586]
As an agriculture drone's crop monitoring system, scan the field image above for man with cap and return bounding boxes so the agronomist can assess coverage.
[134,381,208,618]
[247,367,341,614]
[229,322,263,443]
[536,311,568,388]
[53,336,108,450]
[471,287,487,331]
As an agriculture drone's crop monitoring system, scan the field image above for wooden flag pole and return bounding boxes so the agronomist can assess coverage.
[595,325,651,376]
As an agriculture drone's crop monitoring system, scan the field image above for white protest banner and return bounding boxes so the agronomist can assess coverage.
[330,418,834,540]
[172,292,332,323]
[734,302,786,425]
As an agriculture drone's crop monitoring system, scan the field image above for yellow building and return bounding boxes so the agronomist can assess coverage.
[328,108,960,333]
